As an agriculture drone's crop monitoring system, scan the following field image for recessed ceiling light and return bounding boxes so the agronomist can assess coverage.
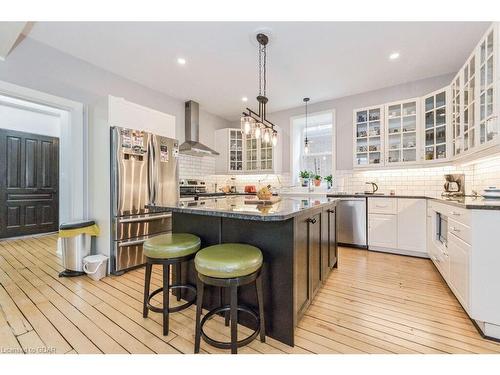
[242,97,248,102]
[177,57,186,65]
[389,52,400,60]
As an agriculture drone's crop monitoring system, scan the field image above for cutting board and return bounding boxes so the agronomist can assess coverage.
[244,196,282,205]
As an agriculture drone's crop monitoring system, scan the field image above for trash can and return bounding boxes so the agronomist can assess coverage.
[83,254,108,281]
[58,220,100,277]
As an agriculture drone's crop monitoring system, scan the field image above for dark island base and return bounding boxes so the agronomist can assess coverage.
[173,212,296,346]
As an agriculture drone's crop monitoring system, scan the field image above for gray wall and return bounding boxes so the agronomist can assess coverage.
[0,37,230,144]
[245,73,455,172]
[0,37,230,254]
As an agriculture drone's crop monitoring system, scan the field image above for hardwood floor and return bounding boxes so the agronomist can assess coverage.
[1,234,500,354]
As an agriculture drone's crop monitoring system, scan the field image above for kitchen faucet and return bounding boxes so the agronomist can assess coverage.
[365,181,379,194]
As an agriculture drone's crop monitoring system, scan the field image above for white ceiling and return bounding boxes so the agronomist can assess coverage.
[24,22,490,120]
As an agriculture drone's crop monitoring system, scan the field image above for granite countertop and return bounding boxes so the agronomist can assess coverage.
[327,193,500,210]
[148,195,339,221]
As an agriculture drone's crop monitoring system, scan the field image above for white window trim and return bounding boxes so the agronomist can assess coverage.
[289,108,336,185]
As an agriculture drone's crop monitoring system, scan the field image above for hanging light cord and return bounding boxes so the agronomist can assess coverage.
[258,42,267,97]
[305,100,308,140]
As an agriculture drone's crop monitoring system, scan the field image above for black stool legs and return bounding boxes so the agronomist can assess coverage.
[143,255,197,336]
[143,263,152,318]
[194,270,266,354]
[162,263,170,335]
[194,277,204,353]
[229,285,238,354]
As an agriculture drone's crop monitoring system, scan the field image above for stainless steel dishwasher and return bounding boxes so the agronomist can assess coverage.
[337,197,367,248]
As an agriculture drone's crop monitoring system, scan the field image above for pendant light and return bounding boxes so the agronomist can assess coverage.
[240,33,278,145]
[303,97,310,155]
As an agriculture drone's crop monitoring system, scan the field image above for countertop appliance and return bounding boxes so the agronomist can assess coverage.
[179,179,228,201]
[337,197,367,248]
[442,173,465,197]
[110,127,179,274]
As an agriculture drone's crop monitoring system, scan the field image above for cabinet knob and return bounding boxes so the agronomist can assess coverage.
[327,209,335,213]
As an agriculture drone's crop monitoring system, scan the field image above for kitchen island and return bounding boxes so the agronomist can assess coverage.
[148,195,339,346]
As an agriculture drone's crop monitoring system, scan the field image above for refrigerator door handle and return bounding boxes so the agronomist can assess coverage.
[148,136,156,205]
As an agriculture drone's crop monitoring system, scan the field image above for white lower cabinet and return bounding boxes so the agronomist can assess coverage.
[368,198,426,256]
[368,213,397,248]
[448,232,470,310]
[397,199,427,254]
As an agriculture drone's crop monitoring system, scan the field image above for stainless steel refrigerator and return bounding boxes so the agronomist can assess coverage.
[110,126,179,274]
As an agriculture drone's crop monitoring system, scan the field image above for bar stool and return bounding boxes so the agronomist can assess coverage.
[194,243,265,354]
[142,233,201,336]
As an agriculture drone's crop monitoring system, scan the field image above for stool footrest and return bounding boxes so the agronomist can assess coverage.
[200,304,260,350]
[146,284,197,314]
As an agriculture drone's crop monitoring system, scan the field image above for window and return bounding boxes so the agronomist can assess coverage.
[291,110,335,184]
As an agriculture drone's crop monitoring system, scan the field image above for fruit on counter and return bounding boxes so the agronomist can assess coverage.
[257,185,273,200]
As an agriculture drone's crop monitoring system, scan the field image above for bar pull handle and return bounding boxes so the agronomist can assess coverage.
[119,213,171,223]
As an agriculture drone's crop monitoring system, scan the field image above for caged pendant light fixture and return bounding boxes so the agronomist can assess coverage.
[303,97,310,155]
[240,33,278,147]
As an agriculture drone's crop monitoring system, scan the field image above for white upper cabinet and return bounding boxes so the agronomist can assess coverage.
[478,25,498,147]
[352,22,500,169]
[463,54,477,153]
[215,127,281,174]
[353,106,384,168]
[385,98,420,165]
[422,87,450,162]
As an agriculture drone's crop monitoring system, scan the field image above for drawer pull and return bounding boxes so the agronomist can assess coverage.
[450,227,461,233]
[451,211,461,216]
[307,218,317,224]
[375,204,388,208]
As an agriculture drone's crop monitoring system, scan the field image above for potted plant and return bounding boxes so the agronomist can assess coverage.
[324,174,333,189]
[299,170,310,187]
[313,174,322,187]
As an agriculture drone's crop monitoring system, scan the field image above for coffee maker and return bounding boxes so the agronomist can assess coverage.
[442,174,465,197]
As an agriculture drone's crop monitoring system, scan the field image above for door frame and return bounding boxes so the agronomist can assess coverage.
[0,80,87,224]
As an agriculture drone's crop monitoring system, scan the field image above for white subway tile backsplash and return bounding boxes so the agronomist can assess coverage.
[178,153,500,197]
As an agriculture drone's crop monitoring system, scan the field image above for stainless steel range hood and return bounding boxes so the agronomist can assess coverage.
[179,100,219,156]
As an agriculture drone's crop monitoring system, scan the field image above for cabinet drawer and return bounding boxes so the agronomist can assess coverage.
[368,198,397,214]
[448,207,470,226]
[449,218,471,245]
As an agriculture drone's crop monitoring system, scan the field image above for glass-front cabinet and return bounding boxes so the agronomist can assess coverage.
[479,27,498,145]
[451,74,462,156]
[229,129,243,171]
[354,106,384,167]
[214,127,278,174]
[260,138,273,171]
[463,55,477,152]
[245,134,259,171]
[351,23,499,169]
[423,87,449,161]
[385,99,419,165]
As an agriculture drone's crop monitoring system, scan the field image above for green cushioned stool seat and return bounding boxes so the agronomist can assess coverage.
[195,243,263,278]
[143,233,201,259]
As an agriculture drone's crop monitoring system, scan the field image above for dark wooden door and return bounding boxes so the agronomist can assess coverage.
[0,129,59,238]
